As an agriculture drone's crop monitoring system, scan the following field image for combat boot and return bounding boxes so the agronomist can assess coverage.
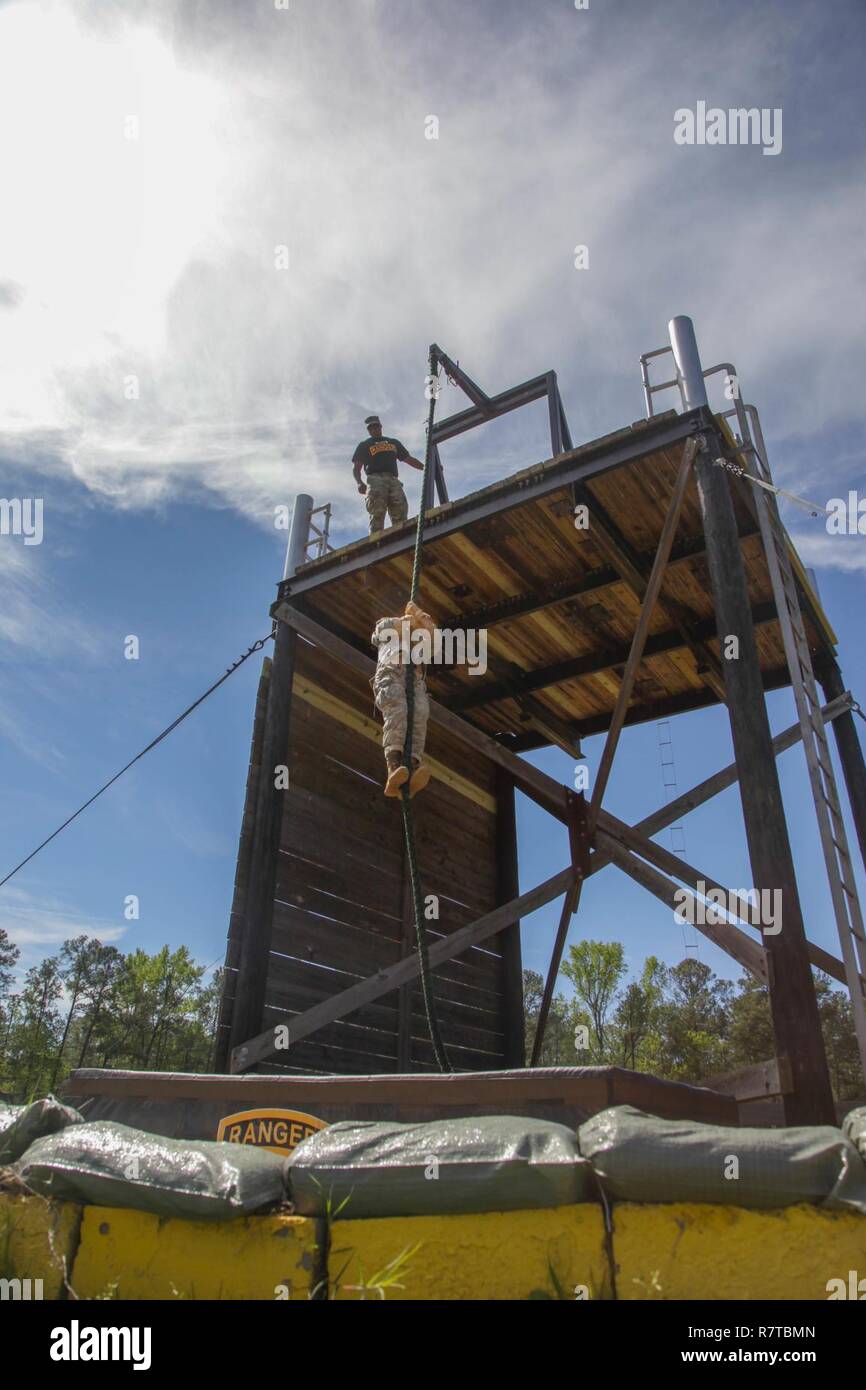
[408,757,431,798]
[384,748,410,797]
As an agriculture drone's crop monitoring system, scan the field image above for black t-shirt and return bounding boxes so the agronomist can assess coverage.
[352,435,410,477]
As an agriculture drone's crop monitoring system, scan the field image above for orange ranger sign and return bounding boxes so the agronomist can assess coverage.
[216,1108,327,1156]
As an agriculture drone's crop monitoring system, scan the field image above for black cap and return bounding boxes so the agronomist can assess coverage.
[365,414,381,427]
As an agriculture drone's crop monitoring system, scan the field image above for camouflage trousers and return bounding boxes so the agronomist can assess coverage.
[365,474,408,533]
[372,665,429,759]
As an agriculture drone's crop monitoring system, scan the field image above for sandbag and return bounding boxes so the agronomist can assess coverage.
[0,1095,83,1165]
[286,1115,595,1218]
[578,1105,866,1213]
[841,1106,866,1164]
[15,1120,287,1220]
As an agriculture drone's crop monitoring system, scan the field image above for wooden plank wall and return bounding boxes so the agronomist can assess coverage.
[213,658,271,1072]
[249,637,518,1075]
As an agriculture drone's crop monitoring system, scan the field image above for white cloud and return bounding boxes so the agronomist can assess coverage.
[789,529,866,575]
[0,884,125,979]
[0,0,862,546]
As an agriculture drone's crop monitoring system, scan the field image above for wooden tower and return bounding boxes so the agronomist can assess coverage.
[214,319,866,1126]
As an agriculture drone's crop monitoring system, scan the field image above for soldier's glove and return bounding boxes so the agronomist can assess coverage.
[404,600,436,635]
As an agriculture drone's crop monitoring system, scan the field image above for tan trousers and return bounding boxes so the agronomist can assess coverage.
[373,666,429,759]
[365,475,408,533]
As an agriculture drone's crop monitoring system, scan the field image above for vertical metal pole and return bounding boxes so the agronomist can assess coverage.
[668,315,709,411]
[230,495,313,1062]
[546,372,564,456]
[670,315,834,1123]
[282,494,314,579]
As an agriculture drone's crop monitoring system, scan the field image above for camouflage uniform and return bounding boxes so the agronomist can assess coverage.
[371,616,430,760]
[365,475,408,534]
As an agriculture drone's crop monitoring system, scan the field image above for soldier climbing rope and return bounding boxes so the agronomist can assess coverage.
[395,346,452,1073]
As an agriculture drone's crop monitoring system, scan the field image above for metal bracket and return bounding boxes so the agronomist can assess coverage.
[566,789,592,880]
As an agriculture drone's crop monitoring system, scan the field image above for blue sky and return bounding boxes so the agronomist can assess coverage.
[1,0,864,1007]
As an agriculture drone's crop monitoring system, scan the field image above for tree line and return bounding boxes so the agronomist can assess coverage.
[524,942,863,1102]
[2,925,861,1103]
[0,927,221,1101]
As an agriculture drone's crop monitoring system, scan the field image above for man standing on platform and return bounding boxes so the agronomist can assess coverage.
[352,414,423,534]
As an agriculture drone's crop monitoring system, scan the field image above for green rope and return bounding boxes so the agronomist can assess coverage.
[400,345,451,1073]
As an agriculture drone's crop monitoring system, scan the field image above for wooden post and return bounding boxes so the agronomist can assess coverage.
[396,857,414,1071]
[213,659,271,1072]
[819,661,866,875]
[495,769,525,1067]
[693,424,835,1124]
[228,620,297,1057]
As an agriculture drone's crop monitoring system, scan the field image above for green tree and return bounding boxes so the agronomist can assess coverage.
[0,926,19,1001]
[561,940,626,1064]
[68,942,124,1071]
[10,958,63,1098]
[522,969,578,1066]
[814,973,863,1104]
[652,958,734,1081]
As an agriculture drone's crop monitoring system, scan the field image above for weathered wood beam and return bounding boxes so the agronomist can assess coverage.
[614,692,853,848]
[572,476,728,703]
[597,832,769,981]
[693,422,834,1123]
[591,440,696,822]
[231,866,574,1072]
[454,604,777,714]
[228,623,297,1052]
[506,666,794,750]
[529,881,582,1067]
[495,769,525,1068]
[441,530,758,633]
[515,701,583,758]
[700,1057,794,1101]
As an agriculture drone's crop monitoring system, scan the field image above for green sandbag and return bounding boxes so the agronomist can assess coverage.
[841,1107,866,1163]
[0,1095,83,1165]
[286,1115,596,1218]
[578,1105,866,1213]
[15,1120,287,1220]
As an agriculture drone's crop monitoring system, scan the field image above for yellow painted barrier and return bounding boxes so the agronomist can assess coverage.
[0,1192,81,1300]
[4,1190,865,1299]
[613,1202,866,1301]
[328,1205,612,1301]
[70,1205,322,1301]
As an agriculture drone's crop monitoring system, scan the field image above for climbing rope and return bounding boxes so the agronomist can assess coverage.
[0,631,274,890]
[400,345,451,1072]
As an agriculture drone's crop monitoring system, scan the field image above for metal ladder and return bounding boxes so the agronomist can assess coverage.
[745,425,866,1077]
